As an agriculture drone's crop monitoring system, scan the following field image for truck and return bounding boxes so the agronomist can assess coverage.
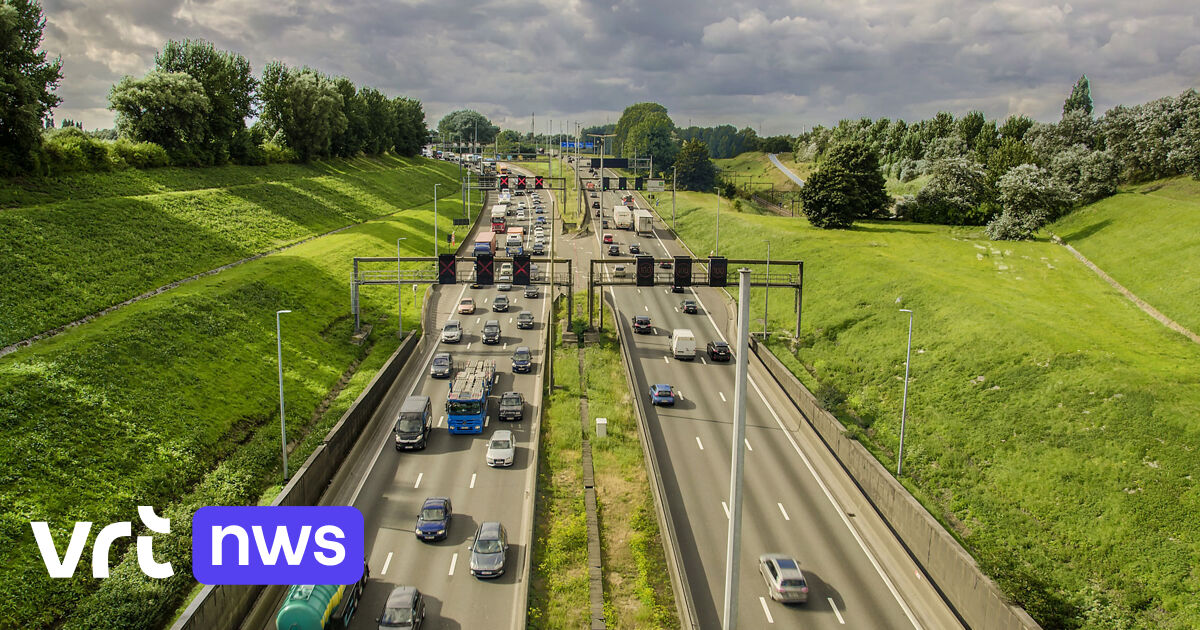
[669,329,697,360]
[490,206,508,233]
[499,190,512,203]
[446,360,495,434]
[633,208,654,234]
[473,231,496,256]
[506,226,525,255]
[274,566,370,630]
[613,205,633,229]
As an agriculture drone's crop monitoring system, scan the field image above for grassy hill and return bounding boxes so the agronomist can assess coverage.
[652,192,1200,628]
[1050,176,1200,335]
[714,151,811,191]
[0,155,461,348]
[0,157,477,629]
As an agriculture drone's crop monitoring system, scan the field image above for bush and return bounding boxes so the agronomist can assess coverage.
[911,157,993,225]
[261,142,299,164]
[40,128,119,174]
[893,194,919,219]
[109,139,170,169]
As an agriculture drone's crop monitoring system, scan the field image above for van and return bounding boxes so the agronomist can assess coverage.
[500,262,513,277]
[395,395,433,450]
[669,329,697,360]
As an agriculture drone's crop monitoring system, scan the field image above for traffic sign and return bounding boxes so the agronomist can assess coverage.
[513,255,531,285]
[636,256,655,286]
[673,257,692,288]
[708,256,727,287]
[647,179,665,192]
[438,254,457,284]
[474,254,494,285]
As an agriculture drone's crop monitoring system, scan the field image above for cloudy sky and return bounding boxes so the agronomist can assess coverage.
[41,0,1200,135]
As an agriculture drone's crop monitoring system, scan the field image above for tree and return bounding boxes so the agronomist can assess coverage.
[109,71,211,164]
[674,139,716,191]
[390,96,425,157]
[330,76,366,157]
[625,111,678,173]
[822,140,890,218]
[986,164,1073,240]
[154,39,255,165]
[986,138,1037,190]
[614,102,668,155]
[436,109,497,148]
[258,63,346,161]
[1063,74,1093,117]
[0,0,62,175]
[798,140,890,228]
[358,87,393,155]
[1049,145,1119,204]
[912,157,992,225]
[998,114,1035,142]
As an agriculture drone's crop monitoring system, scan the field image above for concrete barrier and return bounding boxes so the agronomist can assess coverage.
[749,342,1041,630]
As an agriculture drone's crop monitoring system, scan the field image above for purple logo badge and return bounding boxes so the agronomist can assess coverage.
[192,506,364,585]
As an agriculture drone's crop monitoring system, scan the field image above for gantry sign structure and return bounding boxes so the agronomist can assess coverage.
[587,256,804,335]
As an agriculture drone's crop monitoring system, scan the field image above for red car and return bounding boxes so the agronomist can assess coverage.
[603,233,614,244]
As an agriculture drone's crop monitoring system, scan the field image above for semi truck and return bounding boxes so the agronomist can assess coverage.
[613,205,633,229]
[490,206,508,233]
[446,360,495,434]
[274,565,370,630]
[633,208,654,234]
[473,231,496,256]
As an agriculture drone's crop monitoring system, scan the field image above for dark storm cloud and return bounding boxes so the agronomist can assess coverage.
[40,0,1200,134]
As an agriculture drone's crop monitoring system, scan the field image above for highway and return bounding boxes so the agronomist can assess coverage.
[566,164,964,629]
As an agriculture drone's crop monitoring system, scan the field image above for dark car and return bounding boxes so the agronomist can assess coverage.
[671,284,685,293]
[607,244,620,256]
[532,242,545,254]
[414,497,452,541]
[511,346,532,373]
[659,260,672,269]
[592,201,600,209]
[524,285,540,299]
[680,300,698,314]
[499,391,524,421]
[470,522,509,578]
[629,243,641,254]
[649,384,676,406]
[707,340,732,361]
[430,352,452,378]
[516,310,534,329]
[492,295,510,312]
[377,585,425,629]
[482,320,501,344]
[632,315,652,334]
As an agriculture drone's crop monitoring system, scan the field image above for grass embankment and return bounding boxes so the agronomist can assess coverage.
[714,151,811,190]
[0,159,480,629]
[529,295,677,629]
[513,157,582,224]
[1050,176,1200,334]
[0,155,462,347]
[649,192,1200,629]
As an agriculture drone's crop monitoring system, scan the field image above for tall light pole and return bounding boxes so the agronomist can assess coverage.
[396,237,407,336]
[897,308,914,476]
[763,240,770,338]
[723,268,752,630]
[672,164,677,232]
[715,187,721,256]
[433,183,441,258]
[275,309,292,482]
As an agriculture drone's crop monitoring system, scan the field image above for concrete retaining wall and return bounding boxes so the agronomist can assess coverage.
[749,341,1041,630]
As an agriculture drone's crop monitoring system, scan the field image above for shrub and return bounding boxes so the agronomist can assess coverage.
[911,157,993,225]
[109,139,170,169]
[893,194,919,219]
[261,142,299,164]
[40,128,119,174]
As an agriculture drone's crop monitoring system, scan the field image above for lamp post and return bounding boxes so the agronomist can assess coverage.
[396,237,407,336]
[433,183,441,259]
[275,309,292,482]
[897,308,914,476]
[672,164,677,232]
[763,240,770,338]
[715,187,721,256]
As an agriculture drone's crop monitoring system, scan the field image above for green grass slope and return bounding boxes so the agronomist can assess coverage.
[0,156,461,347]
[714,151,811,190]
[0,163,478,629]
[1050,176,1200,335]
[653,196,1200,629]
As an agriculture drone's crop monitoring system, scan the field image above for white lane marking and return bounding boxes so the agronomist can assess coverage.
[674,307,679,312]
[664,356,670,364]
[470,473,477,489]
[448,552,458,576]
[476,317,480,324]
[509,317,513,323]
[485,415,490,428]
[382,551,393,575]
[438,415,445,427]
[413,473,423,489]
[778,502,791,521]
[676,392,684,400]
[760,597,775,624]
[664,289,670,295]
[830,598,846,624]
[700,356,707,365]
[467,342,472,349]
[644,305,649,311]
[719,392,727,402]
[745,438,753,451]
[722,501,729,518]
[637,289,642,294]
[696,436,704,450]
[504,342,508,349]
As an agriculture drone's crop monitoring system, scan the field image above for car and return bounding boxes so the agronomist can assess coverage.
[671,284,685,293]
[607,244,620,256]
[511,346,532,373]
[486,430,516,467]
[592,201,600,209]
[535,206,545,214]
[394,395,432,450]
[414,497,452,541]
[482,320,501,344]
[469,521,509,578]
[515,190,525,196]
[458,298,476,314]
[613,264,626,277]
[680,299,698,314]
[498,282,512,291]
[629,243,641,253]
[632,315,652,334]
[500,262,513,276]
[498,391,524,421]
[603,233,614,244]
[441,321,462,343]
[516,211,526,221]
[659,260,672,269]
[590,191,598,198]
[534,227,545,238]
[758,554,809,603]
[516,310,534,329]
[517,202,527,209]
[492,295,510,312]
[524,285,540,299]
[649,384,675,406]
[532,243,546,254]
[377,585,425,629]
[430,352,452,378]
[536,216,547,225]
[707,340,732,361]
[530,263,540,280]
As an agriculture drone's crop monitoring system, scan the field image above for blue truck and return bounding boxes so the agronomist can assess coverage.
[446,360,495,434]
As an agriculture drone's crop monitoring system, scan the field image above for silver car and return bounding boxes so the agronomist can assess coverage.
[469,521,509,578]
[440,320,462,343]
[758,553,809,603]
[486,429,515,467]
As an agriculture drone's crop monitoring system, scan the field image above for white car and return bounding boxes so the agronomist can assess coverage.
[486,430,515,467]
[533,227,545,238]
[441,320,463,343]
[517,211,526,221]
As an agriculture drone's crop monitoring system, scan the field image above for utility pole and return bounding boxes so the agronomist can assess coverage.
[672,165,677,232]
[722,268,751,630]
[763,240,770,338]
[588,131,616,330]
[275,309,292,482]
[396,237,407,336]
[898,309,914,476]
[716,188,721,256]
[433,183,441,259]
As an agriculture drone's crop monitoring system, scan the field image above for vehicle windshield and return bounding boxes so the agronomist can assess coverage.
[396,416,423,433]
[444,322,459,331]
[781,578,807,588]
[514,350,530,361]
[490,439,512,449]
[502,394,521,404]
[379,606,413,625]
[420,507,445,521]
[433,357,449,367]
[474,538,503,554]
[635,317,649,324]
[447,401,483,415]
[485,326,499,334]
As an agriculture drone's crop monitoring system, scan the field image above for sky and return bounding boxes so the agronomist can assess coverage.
[40,0,1200,136]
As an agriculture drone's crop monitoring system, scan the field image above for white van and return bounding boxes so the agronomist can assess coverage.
[670,329,697,360]
[500,262,513,277]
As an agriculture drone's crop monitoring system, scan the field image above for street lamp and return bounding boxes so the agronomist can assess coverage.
[396,237,407,336]
[897,308,914,476]
[275,309,292,482]
[672,164,677,232]
[433,183,441,259]
[763,240,770,338]
[715,187,721,256]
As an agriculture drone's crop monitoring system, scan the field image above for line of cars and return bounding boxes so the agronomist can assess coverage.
[414,498,513,579]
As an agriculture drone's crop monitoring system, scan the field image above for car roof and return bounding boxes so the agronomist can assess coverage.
[445,320,460,327]
[461,297,473,302]
[485,319,499,325]
[434,352,450,359]
[515,345,531,352]
[491,429,513,439]
[478,521,504,538]
[386,586,418,607]
[518,310,532,317]
[422,497,449,507]
[653,384,672,391]
[502,391,522,399]
[761,553,805,576]
[634,315,650,321]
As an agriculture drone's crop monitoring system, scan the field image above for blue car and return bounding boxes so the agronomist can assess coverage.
[415,497,452,542]
[512,346,532,373]
[649,384,675,406]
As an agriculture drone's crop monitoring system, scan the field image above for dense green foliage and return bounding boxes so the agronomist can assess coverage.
[154,39,257,164]
[614,102,668,157]
[0,157,473,629]
[673,140,716,191]
[435,109,498,147]
[0,0,61,175]
[624,111,678,172]
[655,186,1200,629]
[986,164,1073,240]
[108,71,212,164]
[798,140,889,228]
